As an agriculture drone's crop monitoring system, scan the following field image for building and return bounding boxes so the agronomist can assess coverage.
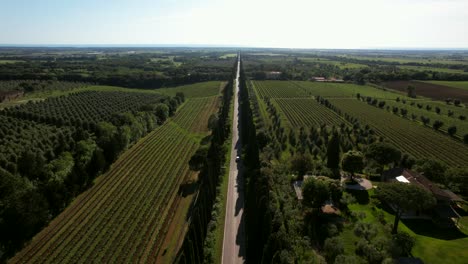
[311,77,326,82]
[383,168,463,224]
[265,71,282,80]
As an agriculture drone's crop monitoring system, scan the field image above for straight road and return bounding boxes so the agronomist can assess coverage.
[221,54,246,264]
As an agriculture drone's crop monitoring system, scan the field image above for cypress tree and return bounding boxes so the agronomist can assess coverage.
[327,132,340,169]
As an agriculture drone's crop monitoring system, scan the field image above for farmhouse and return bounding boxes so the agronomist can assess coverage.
[265,71,282,79]
[383,168,463,223]
[311,76,326,82]
[310,76,344,82]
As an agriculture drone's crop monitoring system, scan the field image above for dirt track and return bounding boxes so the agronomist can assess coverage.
[384,81,468,102]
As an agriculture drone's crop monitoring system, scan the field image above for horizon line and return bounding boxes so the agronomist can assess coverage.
[0,44,468,51]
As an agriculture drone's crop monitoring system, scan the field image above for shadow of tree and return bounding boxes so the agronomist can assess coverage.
[346,189,370,205]
[402,219,467,240]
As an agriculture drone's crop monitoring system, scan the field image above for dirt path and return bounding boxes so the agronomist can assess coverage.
[221,55,246,264]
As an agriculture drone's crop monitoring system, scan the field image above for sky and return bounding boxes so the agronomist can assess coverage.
[1,0,467,49]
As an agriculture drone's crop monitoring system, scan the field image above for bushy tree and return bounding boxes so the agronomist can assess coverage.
[334,255,360,264]
[376,182,436,234]
[302,177,329,208]
[155,103,169,124]
[432,120,444,130]
[365,142,401,173]
[444,167,468,195]
[414,158,447,183]
[341,151,364,176]
[447,125,457,136]
[207,114,218,131]
[391,231,415,257]
[291,153,313,178]
[323,237,344,263]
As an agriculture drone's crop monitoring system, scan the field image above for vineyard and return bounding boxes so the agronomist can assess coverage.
[251,80,468,166]
[10,91,220,263]
[253,80,309,99]
[157,81,222,98]
[377,99,468,137]
[173,96,220,134]
[274,98,346,128]
[330,98,468,166]
[292,81,403,99]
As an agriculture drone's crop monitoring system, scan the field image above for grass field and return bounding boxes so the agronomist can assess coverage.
[338,55,468,66]
[0,60,24,64]
[157,81,222,98]
[399,65,468,74]
[10,85,220,264]
[340,189,468,264]
[293,81,404,99]
[298,57,367,69]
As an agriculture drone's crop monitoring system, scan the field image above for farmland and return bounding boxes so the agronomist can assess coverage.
[251,80,468,166]
[423,81,468,91]
[2,91,167,127]
[246,76,468,264]
[384,81,468,102]
[274,98,346,128]
[157,81,222,98]
[9,84,221,263]
[377,98,468,137]
[329,98,468,166]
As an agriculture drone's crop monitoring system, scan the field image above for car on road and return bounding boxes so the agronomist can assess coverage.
[235,156,240,162]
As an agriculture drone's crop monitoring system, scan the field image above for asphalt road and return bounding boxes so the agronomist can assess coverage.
[221,55,246,264]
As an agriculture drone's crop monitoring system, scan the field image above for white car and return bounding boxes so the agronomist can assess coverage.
[235,156,240,162]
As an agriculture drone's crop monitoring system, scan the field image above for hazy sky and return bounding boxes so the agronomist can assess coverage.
[1,0,467,48]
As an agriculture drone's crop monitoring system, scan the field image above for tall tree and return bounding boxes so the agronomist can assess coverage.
[376,182,435,234]
[155,103,169,124]
[326,133,340,170]
[407,85,416,98]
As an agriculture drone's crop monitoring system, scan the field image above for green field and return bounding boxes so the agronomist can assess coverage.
[400,65,468,74]
[338,55,468,66]
[340,189,468,264]
[293,81,404,99]
[10,84,220,263]
[274,98,347,128]
[329,98,468,166]
[157,81,222,98]
[251,80,468,166]
[0,60,24,64]
[299,57,367,69]
[380,99,468,137]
